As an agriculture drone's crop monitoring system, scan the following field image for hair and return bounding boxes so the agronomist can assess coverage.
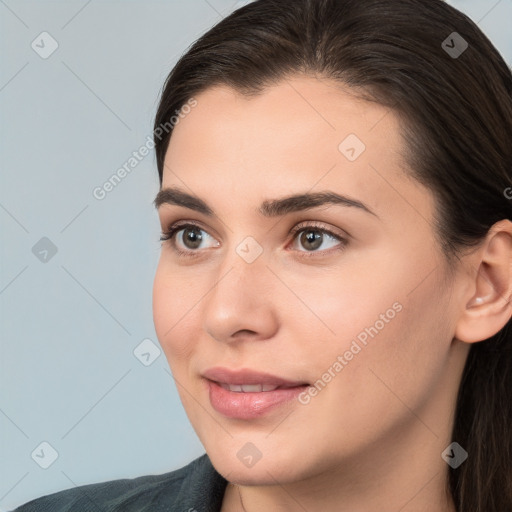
[153,0,512,510]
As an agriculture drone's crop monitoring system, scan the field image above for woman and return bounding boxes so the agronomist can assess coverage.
[12,0,512,510]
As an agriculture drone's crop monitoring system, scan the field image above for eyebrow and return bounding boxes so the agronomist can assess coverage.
[153,187,378,218]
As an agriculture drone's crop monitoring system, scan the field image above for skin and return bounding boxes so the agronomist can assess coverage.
[152,75,512,512]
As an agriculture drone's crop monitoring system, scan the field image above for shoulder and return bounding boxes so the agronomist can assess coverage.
[10,453,228,512]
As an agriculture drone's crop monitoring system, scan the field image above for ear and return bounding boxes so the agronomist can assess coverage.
[455,219,512,344]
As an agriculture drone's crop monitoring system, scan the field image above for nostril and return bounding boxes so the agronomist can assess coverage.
[232,329,258,337]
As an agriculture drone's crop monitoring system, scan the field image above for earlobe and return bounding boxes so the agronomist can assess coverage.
[455,220,512,344]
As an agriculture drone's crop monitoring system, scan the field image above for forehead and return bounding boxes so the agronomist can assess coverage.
[168,77,398,153]
[161,76,435,230]
[165,77,399,174]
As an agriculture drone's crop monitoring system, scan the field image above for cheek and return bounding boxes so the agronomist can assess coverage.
[293,250,453,407]
[341,274,454,416]
[152,261,198,366]
[281,262,403,350]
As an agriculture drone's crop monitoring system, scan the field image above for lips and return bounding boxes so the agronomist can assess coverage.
[201,366,310,419]
[202,366,309,390]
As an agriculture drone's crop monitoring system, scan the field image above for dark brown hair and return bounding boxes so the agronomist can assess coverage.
[153,1,512,510]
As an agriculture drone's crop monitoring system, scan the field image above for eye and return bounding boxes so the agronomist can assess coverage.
[159,222,219,256]
[288,221,347,257]
[159,220,348,258]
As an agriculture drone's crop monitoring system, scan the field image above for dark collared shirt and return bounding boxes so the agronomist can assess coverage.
[11,454,228,512]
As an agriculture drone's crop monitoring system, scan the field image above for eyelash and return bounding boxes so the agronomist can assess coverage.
[159,221,348,259]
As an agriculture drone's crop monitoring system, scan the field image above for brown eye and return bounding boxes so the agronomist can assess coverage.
[290,223,346,255]
[159,222,220,256]
[179,226,203,249]
[298,230,324,251]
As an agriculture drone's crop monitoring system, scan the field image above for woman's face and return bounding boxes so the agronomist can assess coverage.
[153,76,468,487]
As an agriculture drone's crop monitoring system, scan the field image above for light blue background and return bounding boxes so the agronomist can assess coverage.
[1,0,511,509]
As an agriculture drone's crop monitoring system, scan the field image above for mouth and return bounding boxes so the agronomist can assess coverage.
[215,382,299,392]
[202,366,309,388]
[202,367,310,419]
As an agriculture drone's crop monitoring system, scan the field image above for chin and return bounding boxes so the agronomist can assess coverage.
[204,437,312,486]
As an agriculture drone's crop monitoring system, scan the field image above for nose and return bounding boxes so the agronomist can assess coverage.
[202,242,279,344]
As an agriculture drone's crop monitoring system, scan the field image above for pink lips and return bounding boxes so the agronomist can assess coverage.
[202,367,310,419]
